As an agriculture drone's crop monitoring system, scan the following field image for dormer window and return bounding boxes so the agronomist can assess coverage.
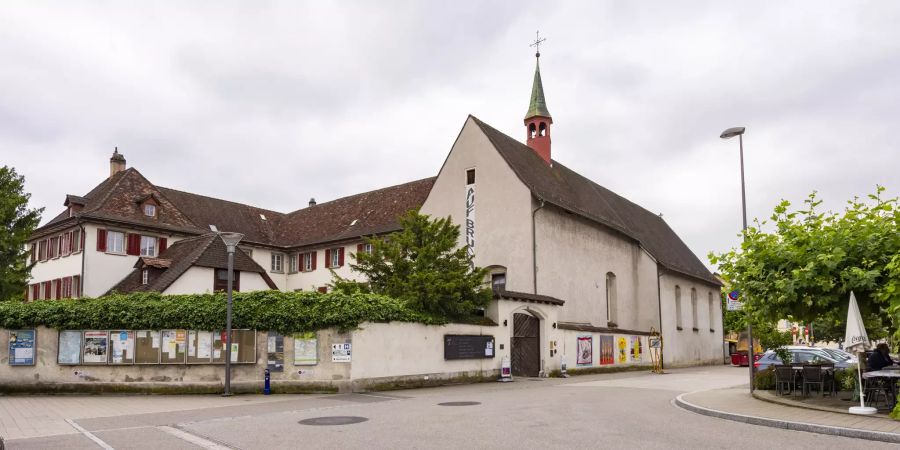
[144,204,156,217]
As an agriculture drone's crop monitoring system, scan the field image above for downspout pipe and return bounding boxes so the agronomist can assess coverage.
[79,222,86,297]
[657,266,664,370]
[531,197,546,294]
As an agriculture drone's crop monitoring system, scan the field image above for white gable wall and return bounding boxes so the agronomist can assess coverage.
[534,205,660,331]
[659,272,723,366]
[162,266,273,295]
[420,117,534,295]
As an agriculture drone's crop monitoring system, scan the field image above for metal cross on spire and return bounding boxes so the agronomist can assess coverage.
[530,30,546,58]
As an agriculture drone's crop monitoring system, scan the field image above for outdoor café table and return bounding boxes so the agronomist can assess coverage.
[862,370,900,407]
[789,364,835,394]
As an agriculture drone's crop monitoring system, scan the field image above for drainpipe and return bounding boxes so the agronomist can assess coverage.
[531,198,545,295]
[656,266,664,370]
[79,222,86,298]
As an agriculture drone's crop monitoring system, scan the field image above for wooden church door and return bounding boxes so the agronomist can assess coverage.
[511,313,541,377]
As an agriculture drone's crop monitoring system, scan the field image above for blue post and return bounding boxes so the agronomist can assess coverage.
[264,368,271,395]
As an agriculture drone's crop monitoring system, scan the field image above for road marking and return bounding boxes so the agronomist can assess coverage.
[157,426,234,450]
[65,419,115,450]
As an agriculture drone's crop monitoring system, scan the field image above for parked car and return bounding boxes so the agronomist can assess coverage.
[754,348,849,370]
[817,348,857,364]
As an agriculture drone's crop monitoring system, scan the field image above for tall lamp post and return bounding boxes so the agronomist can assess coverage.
[720,126,754,392]
[219,232,244,397]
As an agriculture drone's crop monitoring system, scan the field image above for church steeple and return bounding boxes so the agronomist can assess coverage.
[524,32,553,164]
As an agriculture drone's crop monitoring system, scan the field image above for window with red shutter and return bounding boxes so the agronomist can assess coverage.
[311,251,317,270]
[42,281,50,300]
[126,234,141,255]
[55,278,62,299]
[97,229,107,252]
[357,244,363,258]
[159,237,168,254]
[69,231,75,253]
[338,248,344,267]
[30,284,38,301]
[325,249,331,268]
[30,244,36,263]
[73,275,81,298]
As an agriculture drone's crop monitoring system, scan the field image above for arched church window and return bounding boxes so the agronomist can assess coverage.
[675,286,683,330]
[691,288,698,331]
[606,272,617,326]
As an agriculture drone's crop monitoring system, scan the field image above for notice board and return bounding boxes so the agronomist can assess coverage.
[443,335,495,360]
[8,329,35,366]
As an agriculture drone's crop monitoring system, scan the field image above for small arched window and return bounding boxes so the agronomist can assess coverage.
[675,286,683,330]
[529,123,537,138]
[539,122,547,137]
[606,272,617,326]
[691,288,698,330]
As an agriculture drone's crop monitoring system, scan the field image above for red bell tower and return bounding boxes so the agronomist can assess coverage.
[525,32,552,164]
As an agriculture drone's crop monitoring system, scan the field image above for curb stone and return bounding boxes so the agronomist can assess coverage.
[673,393,900,444]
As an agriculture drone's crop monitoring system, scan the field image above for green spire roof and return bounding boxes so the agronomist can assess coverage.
[525,58,551,119]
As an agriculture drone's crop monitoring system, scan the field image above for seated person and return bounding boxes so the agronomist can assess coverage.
[867,343,895,371]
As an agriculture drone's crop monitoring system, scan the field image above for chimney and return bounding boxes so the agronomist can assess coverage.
[309,198,317,207]
[110,148,126,178]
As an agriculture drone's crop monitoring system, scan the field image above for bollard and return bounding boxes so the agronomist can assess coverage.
[264,368,271,395]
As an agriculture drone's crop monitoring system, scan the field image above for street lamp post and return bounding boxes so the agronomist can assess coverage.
[720,126,754,392]
[219,232,244,397]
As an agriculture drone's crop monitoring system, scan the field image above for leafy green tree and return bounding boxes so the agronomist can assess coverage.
[0,167,43,301]
[331,210,491,320]
[710,187,900,341]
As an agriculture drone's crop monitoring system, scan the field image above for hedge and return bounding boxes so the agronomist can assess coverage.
[0,290,448,334]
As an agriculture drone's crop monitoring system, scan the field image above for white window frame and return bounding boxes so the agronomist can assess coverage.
[271,253,283,273]
[330,248,340,268]
[303,252,313,272]
[140,235,158,257]
[363,243,373,254]
[73,229,82,253]
[107,231,125,254]
[142,269,149,285]
[288,254,298,273]
[606,272,617,325]
[143,204,156,217]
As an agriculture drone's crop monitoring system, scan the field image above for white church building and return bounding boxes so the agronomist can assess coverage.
[25,54,722,371]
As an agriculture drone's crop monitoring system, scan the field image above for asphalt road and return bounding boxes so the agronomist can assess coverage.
[3,366,892,449]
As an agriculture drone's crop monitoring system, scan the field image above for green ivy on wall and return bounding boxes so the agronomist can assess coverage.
[0,291,448,334]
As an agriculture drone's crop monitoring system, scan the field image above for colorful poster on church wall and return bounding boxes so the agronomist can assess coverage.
[465,170,475,261]
[631,336,642,362]
[576,335,592,366]
[617,336,628,364]
[599,335,614,365]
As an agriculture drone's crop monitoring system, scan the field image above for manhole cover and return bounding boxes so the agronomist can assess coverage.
[437,401,481,406]
[299,416,369,426]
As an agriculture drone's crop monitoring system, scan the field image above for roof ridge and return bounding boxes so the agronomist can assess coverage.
[156,185,285,217]
[285,176,436,216]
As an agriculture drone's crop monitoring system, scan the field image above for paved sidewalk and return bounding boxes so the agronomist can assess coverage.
[677,387,900,443]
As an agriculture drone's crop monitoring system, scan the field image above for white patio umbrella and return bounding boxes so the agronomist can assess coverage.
[844,291,876,415]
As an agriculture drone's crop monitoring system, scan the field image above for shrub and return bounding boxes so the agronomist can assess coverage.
[754,367,776,390]
[0,290,449,334]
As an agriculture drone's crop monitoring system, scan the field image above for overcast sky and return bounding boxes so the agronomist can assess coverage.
[2,1,899,269]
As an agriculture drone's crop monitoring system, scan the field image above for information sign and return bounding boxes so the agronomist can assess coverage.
[443,335,495,360]
[8,329,35,366]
